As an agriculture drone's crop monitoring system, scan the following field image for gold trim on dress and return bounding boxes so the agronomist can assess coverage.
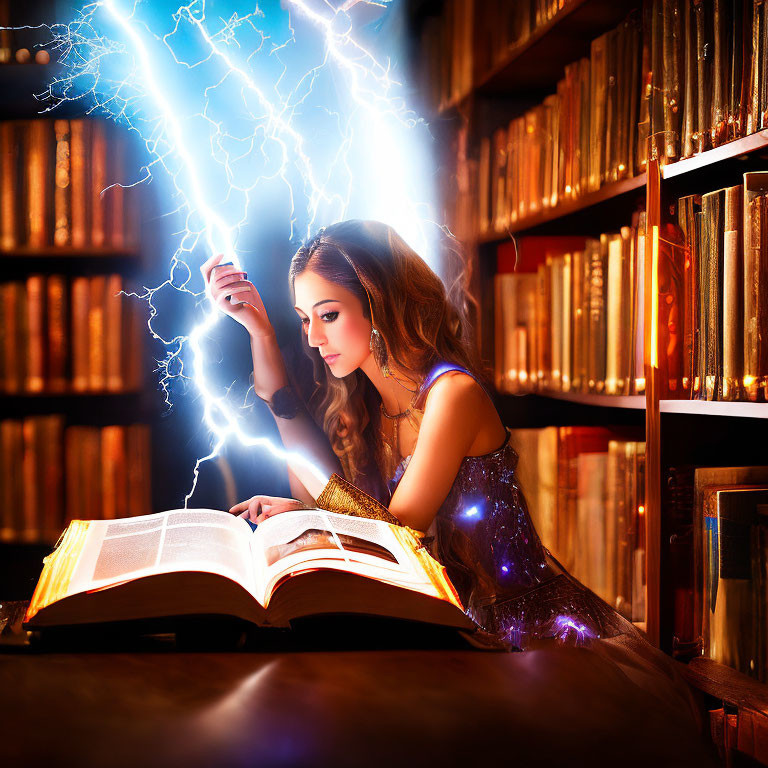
[316,472,402,526]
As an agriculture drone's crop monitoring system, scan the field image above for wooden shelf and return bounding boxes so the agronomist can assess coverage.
[536,389,645,409]
[440,0,642,114]
[478,172,647,242]
[679,657,768,710]
[660,400,768,419]
[661,130,768,180]
[0,247,140,259]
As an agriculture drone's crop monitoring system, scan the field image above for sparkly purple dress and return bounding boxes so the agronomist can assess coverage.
[353,364,713,755]
[381,362,634,650]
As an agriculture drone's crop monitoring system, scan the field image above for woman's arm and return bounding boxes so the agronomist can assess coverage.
[248,330,342,502]
[386,373,497,531]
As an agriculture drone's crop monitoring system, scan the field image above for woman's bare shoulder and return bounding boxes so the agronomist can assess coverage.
[423,370,505,454]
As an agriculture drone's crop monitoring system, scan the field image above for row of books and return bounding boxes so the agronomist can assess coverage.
[509,426,646,624]
[0,417,152,544]
[478,10,642,235]
[668,465,768,684]
[494,220,646,397]
[647,0,768,163]
[662,171,768,402]
[417,0,569,113]
[0,119,139,251]
[0,274,146,394]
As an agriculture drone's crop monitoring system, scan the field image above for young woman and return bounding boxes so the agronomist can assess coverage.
[202,219,680,654]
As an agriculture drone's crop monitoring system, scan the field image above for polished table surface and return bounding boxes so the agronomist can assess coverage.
[0,603,720,768]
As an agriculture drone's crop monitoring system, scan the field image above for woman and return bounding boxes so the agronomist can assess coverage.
[201,220,709,748]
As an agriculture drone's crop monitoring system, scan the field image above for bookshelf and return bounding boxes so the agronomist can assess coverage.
[0,18,157,557]
[408,0,768,757]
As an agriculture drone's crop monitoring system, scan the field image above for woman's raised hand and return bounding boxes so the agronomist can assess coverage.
[201,253,274,339]
[229,495,309,524]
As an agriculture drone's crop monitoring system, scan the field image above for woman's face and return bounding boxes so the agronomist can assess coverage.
[293,269,372,378]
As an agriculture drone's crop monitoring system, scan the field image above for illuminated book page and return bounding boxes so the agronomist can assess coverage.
[62,508,257,599]
[250,509,443,606]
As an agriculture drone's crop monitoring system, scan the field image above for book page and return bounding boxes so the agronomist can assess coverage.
[66,508,258,599]
[250,509,436,605]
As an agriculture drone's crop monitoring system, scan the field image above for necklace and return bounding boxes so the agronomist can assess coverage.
[379,400,411,472]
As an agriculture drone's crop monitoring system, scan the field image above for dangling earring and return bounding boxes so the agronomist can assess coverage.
[369,327,390,377]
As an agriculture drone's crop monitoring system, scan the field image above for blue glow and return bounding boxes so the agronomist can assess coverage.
[25,0,448,504]
[500,565,509,573]
[464,505,479,518]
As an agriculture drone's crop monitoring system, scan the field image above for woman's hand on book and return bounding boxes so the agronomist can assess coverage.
[229,495,308,524]
[201,253,274,339]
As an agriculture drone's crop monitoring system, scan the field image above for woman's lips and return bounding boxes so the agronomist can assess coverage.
[323,354,340,365]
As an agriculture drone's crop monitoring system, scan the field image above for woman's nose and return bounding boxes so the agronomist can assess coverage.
[307,319,326,348]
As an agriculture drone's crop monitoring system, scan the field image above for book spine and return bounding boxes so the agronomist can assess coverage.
[722,184,744,401]
[71,277,90,392]
[701,189,725,400]
[605,234,623,395]
[743,172,768,401]
[88,275,106,391]
[26,121,50,249]
[70,120,89,249]
[22,417,40,541]
[25,275,45,393]
[105,274,124,392]
[561,252,572,391]
[46,275,68,393]
[0,121,17,251]
[0,420,24,540]
[91,120,107,248]
[53,120,71,248]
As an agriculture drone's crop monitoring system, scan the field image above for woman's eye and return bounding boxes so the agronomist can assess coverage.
[320,311,339,323]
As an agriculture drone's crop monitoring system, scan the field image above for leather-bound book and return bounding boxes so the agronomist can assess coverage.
[743,172,768,401]
[53,120,71,247]
[587,236,607,393]
[101,425,127,521]
[577,57,591,195]
[491,127,508,233]
[126,424,152,518]
[81,426,102,522]
[589,32,608,192]
[679,194,702,395]
[1,282,23,393]
[25,120,50,249]
[90,120,108,248]
[40,414,64,542]
[24,275,45,393]
[746,0,763,134]
[105,274,124,392]
[536,261,552,390]
[728,0,748,141]
[557,72,572,202]
[631,211,647,395]
[22,418,42,542]
[88,275,106,391]
[694,0,714,153]
[71,277,90,392]
[0,121,17,251]
[658,221,685,395]
[46,275,67,393]
[603,26,618,185]
[69,119,89,249]
[618,12,640,180]
[681,0,697,158]
[561,252,572,392]
[722,184,744,401]
[478,135,491,234]
[0,419,23,540]
[662,0,683,162]
[637,0,652,172]
[64,426,83,527]
[571,247,587,393]
[548,254,563,391]
[543,93,560,210]
[710,0,731,147]
[124,291,145,392]
[605,233,624,395]
[701,188,726,400]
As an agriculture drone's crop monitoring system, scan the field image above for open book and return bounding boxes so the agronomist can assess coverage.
[23,507,474,634]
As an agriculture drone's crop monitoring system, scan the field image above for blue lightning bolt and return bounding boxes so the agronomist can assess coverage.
[17,0,440,506]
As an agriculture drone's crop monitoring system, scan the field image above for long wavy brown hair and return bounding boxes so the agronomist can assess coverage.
[289,219,484,487]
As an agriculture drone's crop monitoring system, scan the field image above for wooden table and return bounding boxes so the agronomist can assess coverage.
[0,603,721,768]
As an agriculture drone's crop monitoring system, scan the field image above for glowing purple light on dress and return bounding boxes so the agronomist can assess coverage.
[553,615,594,643]
[464,505,479,518]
